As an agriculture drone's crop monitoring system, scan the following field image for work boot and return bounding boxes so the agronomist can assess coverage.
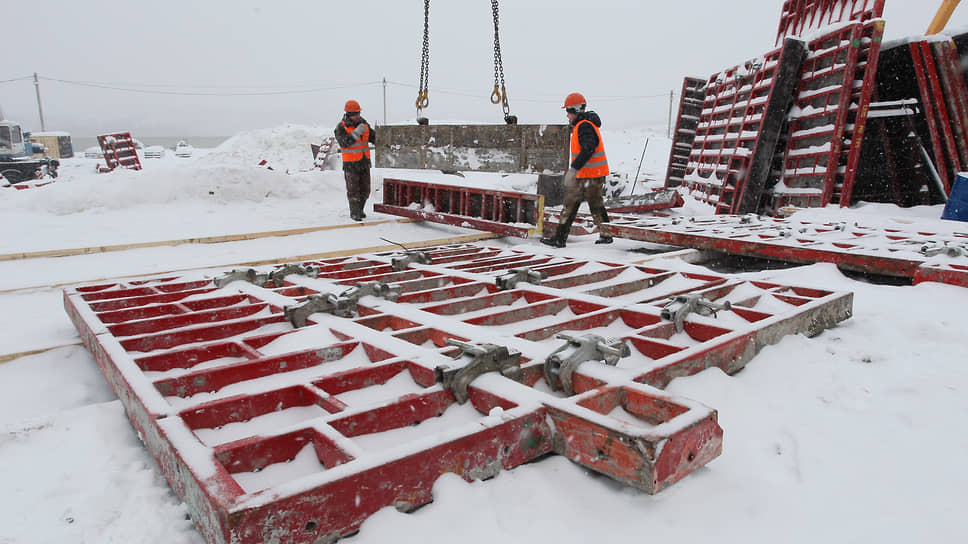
[595,236,613,244]
[540,236,565,248]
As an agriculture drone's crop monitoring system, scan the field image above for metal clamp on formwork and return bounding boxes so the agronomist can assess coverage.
[340,280,402,303]
[435,339,522,404]
[284,281,402,327]
[267,264,321,286]
[285,293,353,326]
[920,243,966,258]
[213,268,269,288]
[391,251,432,271]
[660,294,731,333]
[543,333,631,395]
[496,267,546,290]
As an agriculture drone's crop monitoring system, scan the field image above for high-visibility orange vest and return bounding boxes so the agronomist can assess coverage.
[570,119,609,178]
[340,121,371,162]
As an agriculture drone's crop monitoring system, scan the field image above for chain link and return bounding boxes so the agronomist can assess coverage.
[416,0,431,114]
[491,0,511,118]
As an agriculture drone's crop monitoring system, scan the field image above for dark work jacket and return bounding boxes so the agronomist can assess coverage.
[334,114,378,172]
[569,110,603,171]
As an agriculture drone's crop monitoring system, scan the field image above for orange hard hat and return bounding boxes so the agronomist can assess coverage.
[562,92,586,109]
[344,99,361,113]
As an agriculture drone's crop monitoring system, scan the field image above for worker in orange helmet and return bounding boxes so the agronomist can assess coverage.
[540,92,612,247]
[334,99,377,221]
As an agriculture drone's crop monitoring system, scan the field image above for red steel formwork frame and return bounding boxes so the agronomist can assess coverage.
[374,178,545,238]
[771,23,865,210]
[932,40,968,168]
[97,132,143,171]
[831,19,886,206]
[908,38,968,195]
[774,0,885,46]
[604,215,968,287]
[665,77,707,188]
[683,38,806,215]
[65,243,852,544]
[770,19,886,210]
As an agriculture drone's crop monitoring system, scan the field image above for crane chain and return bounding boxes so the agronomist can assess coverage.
[491,0,515,123]
[416,0,431,116]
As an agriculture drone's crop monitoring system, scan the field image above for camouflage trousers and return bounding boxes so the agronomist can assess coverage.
[553,176,610,239]
[343,168,371,217]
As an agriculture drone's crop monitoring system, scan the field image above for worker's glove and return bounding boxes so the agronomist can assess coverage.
[350,123,367,142]
[563,167,578,188]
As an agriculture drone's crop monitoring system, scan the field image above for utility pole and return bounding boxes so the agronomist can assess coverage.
[33,73,46,131]
[382,77,387,126]
[668,89,674,139]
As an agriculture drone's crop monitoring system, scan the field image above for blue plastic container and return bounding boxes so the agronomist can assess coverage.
[941,173,968,222]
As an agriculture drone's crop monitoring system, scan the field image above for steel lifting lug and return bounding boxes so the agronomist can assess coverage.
[543,333,631,395]
[920,242,966,258]
[391,250,432,271]
[435,339,522,404]
[660,294,732,333]
[267,264,321,287]
[284,293,353,327]
[495,267,546,291]
[213,268,269,288]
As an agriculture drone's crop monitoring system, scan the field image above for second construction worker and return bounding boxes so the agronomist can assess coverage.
[540,92,612,248]
[334,100,377,221]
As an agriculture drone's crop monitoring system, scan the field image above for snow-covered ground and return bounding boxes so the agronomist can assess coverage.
[0,125,966,544]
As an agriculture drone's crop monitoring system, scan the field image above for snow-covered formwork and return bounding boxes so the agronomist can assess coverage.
[667,0,968,213]
[604,214,968,287]
[64,243,851,543]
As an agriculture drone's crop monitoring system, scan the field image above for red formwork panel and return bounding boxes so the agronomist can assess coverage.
[683,38,806,215]
[665,77,708,188]
[774,0,884,46]
[374,178,545,238]
[65,242,853,544]
[97,132,143,171]
[605,215,968,286]
[933,40,968,168]
[831,19,885,206]
[770,20,885,210]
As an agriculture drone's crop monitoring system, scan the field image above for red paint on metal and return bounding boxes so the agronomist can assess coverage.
[64,244,854,543]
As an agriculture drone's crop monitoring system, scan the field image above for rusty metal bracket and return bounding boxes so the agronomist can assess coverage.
[435,339,522,404]
[543,333,631,395]
[267,264,321,286]
[391,251,432,271]
[496,267,546,290]
[213,268,269,288]
[660,294,732,333]
[285,293,353,326]
[285,281,402,327]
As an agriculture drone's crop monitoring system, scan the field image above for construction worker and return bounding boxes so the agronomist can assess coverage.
[540,92,612,248]
[334,99,377,221]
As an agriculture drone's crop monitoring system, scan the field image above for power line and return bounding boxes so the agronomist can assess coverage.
[0,75,33,84]
[36,76,384,97]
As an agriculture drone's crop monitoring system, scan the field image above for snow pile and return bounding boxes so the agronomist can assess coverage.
[199,124,332,172]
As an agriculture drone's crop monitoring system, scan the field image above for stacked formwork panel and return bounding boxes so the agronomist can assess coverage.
[669,0,896,214]
[768,19,886,210]
[774,0,885,46]
[664,77,707,188]
[680,39,806,215]
[861,36,968,203]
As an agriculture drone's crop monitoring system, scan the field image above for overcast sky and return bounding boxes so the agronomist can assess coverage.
[3,1,965,136]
